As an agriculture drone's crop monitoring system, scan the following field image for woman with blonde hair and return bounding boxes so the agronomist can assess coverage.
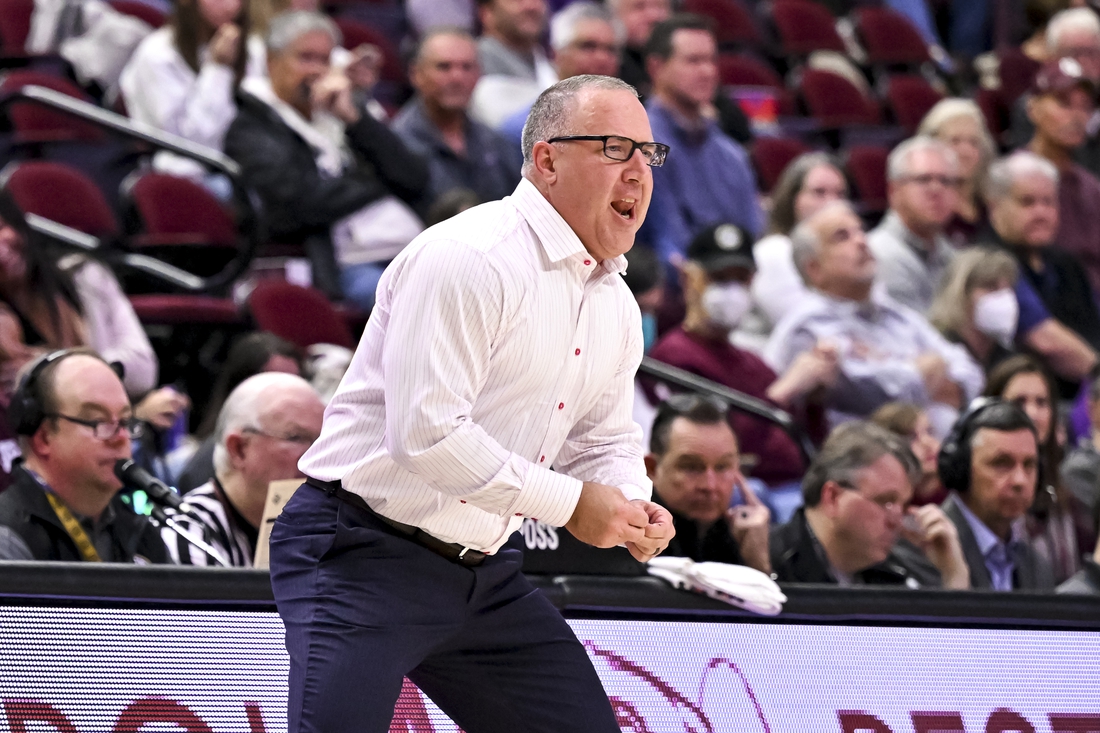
[928,247,1019,373]
[918,98,998,246]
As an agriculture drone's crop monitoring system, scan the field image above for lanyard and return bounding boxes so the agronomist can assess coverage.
[44,492,102,562]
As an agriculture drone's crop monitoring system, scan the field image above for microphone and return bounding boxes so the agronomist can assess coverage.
[114,459,196,517]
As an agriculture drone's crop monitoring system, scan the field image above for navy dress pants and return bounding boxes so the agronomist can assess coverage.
[269,484,622,733]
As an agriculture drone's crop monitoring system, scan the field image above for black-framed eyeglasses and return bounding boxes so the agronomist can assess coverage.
[48,413,143,440]
[546,135,671,167]
[242,427,315,445]
[836,481,905,515]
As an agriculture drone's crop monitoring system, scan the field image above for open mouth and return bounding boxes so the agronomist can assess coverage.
[610,198,636,221]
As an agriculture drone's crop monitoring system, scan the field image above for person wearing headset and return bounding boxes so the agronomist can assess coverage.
[939,399,1055,591]
[0,349,170,563]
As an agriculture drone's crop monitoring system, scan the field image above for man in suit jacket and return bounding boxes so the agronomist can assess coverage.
[938,400,1055,591]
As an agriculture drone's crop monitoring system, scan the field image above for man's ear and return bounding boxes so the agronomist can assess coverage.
[531,141,558,183]
[818,480,843,515]
[225,432,249,469]
[28,424,52,460]
[644,453,659,480]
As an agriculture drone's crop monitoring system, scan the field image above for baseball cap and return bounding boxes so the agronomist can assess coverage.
[686,223,755,272]
[1031,56,1096,98]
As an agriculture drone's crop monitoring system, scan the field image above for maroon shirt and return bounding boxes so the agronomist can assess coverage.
[1055,163,1100,295]
[648,328,807,485]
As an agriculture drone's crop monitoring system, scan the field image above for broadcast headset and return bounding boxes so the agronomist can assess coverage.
[8,349,124,437]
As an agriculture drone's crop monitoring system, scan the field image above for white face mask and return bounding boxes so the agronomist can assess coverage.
[973,288,1018,345]
[701,281,752,330]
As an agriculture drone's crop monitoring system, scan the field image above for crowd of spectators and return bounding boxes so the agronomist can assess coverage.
[0,0,1098,599]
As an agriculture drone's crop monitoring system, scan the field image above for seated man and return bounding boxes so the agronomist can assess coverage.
[225,11,429,309]
[867,136,959,313]
[392,28,522,207]
[641,14,762,268]
[166,373,325,566]
[939,400,1055,591]
[0,349,169,563]
[770,421,970,588]
[983,151,1100,353]
[645,394,770,573]
[649,223,835,486]
[764,201,984,434]
[469,0,557,127]
[1060,377,1100,594]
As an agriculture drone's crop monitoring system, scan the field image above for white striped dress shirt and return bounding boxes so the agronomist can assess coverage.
[299,178,652,553]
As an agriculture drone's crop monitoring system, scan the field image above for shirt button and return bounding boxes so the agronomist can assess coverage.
[459,500,467,504]
[575,348,581,355]
[539,455,545,462]
[515,513,523,516]
[583,259,591,266]
[558,402,564,410]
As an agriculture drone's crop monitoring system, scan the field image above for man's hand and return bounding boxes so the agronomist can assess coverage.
[726,477,771,574]
[564,482,651,554]
[311,71,361,125]
[345,43,383,92]
[902,504,970,590]
[766,341,839,406]
[209,23,241,67]
[624,500,675,562]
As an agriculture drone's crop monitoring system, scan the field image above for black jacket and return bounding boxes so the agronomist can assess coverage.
[941,494,1054,591]
[224,93,430,294]
[652,494,745,565]
[769,507,942,587]
[0,465,170,563]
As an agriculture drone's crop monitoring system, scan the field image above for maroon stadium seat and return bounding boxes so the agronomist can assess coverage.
[854,7,931,67]
[682,0,762,48]
[885,75,944,133]
[770,0,846,56]
[127,173,237,248]
[4,160,118,237]
[718,53,795,114]
[751,136,810,192]
[0,0,33,55]
[798,68,881,127]
[108,0,166,28]
[248,280,355,350]
[846,144,889,214]
[998,47,1042,108]
[0,70,103,143]
[129,294,242,326]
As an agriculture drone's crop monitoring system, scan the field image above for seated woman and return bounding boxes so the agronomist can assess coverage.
[743,152,848,351]
[918,98,997,247]
[0,192,185,465]
[928,247,1019,374]
[119,0,264,184]
[870,402,947,507]
[984,355,1095,585]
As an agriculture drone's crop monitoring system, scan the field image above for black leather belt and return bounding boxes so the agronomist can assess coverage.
[304,477,487,567]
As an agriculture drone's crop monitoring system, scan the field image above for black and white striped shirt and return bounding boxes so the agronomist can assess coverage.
[163,480,254,567]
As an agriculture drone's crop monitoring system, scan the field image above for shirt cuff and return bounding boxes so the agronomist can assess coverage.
[508,467,583,528]
[617,479,653,503]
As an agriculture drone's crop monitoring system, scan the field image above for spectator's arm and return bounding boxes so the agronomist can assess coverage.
[345,113,430,206]
[1023,318,1100,381]
[224,107,395,230]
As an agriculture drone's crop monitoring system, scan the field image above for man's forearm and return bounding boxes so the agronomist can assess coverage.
[1024,319,1099,380]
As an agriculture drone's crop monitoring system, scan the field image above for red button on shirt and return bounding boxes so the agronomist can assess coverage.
[558,402,564,410]
[515,513,523,517]
[575,348,581,355]
[539,455,545,462]
[583,259,591,266]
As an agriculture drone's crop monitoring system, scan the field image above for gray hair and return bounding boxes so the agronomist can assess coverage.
[1047,7,1100,53]
[212,372,320,476]
[549,2,626,52]
[886,135,959,182]
[984,151,1060,203]
[801,421,920,507]
[789,199,855,283]
[266,10,341,54]
[917,97,996,165]
[520,74,638,175]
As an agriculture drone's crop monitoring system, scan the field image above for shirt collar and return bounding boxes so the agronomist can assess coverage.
[507,178,628,275]
[952,491,1026,558]
[402,97,470,153]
